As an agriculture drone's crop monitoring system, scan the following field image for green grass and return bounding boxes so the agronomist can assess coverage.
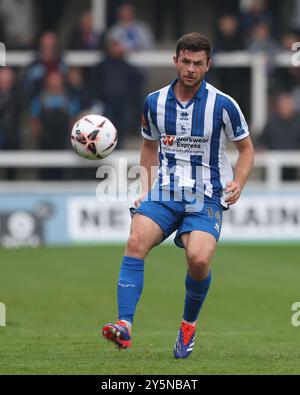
[0,244,300,375]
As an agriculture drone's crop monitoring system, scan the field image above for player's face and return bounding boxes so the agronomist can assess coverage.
[174,50,211,89]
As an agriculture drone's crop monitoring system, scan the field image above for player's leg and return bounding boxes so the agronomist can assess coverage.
[117,213,164,325]
[103,213,164,349]
[182,230,217,322]
[124,213,164,258]
[103,190,183,350]
[173,196,223,358]
[174,231,217,359]
[114,196,182,325]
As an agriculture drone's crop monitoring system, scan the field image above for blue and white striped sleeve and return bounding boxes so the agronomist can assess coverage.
[222,96,249,141]
[141,95,160,141]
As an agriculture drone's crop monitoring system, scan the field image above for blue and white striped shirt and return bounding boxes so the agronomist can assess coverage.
[141,79,249,207]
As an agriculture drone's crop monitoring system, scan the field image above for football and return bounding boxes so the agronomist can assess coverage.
[71,114,118,160]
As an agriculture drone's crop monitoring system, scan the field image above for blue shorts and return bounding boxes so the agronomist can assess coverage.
[134,190,223,248]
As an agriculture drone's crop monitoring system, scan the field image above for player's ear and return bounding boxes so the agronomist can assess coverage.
[206,59,212,73]
[173,55,178,65]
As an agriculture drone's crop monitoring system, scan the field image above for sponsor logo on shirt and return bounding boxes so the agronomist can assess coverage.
[163,136,176,146]
[161,135,209,154]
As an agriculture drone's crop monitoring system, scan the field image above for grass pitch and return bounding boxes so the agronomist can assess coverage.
[0,244,299,375]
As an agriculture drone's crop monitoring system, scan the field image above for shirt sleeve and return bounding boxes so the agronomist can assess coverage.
[141,95,160,141]
[222,96,249,141]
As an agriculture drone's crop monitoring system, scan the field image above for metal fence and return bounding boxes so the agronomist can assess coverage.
[1,150,300,190]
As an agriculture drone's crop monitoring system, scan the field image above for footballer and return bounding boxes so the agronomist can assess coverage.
[102,32,254,359]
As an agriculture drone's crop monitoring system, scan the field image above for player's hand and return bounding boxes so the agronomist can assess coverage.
[134,192,147,208]
[225,181,242,206]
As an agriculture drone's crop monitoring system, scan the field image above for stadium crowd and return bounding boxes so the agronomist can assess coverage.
[0,0,300,180]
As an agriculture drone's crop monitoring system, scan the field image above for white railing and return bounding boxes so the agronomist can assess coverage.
[0,150,299,190]
[5,50,295,133]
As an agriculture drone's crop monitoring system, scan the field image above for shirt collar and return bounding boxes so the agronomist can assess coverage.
[168,78,207,101]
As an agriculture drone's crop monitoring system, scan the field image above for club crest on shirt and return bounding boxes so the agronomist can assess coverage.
[177,121,191,136]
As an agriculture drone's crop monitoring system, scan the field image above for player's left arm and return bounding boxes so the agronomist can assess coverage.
[226,136,255,206]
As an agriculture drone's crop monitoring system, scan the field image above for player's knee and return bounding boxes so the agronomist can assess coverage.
[126,233,147,258]
[187,254,210,278]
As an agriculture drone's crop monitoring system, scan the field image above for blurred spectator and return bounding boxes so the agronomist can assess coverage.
[240,0,273,40]
[0,68,20,150]
[68,10,103,50]
[247,21,278,55]
[66,67,90,112]
[292,85,300,111]
[269,31,300,94]
[30,71,80,179]
[89,38,145,148]
[257,93,300,180]
[213,14,250,120]
[106,3,154,52]
[0,67,21,180]
[153,0,184,42]
[214,14,244,52]
[280,30,300,51]
[24,32,68,101]
[258,93,300,149]
[30,71,79,149]
[106,0,124,28]
[0,0,35,49]
[291,0,300,34]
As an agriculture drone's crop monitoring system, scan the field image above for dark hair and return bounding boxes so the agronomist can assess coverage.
[176,32,212,60]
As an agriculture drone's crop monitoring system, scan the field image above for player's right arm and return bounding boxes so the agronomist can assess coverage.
[140,140,160,196]
[134,139,159,208]
[134,95,160,208]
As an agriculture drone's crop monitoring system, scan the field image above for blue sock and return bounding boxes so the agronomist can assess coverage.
[117,256,144,324]
[183,271,211,323]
